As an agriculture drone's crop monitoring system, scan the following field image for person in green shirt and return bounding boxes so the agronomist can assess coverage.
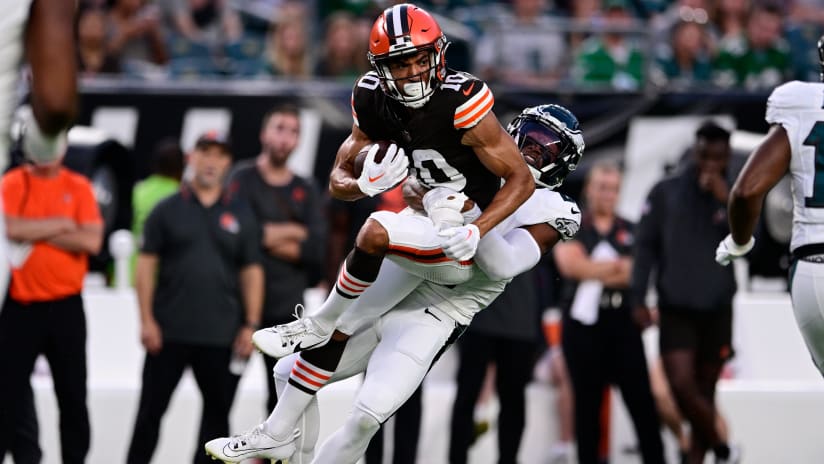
[573,0,645,90]
[130,138,184,282]
[713,3,792,90]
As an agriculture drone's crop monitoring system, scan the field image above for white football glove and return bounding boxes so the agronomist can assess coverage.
[438,223,481,262]
[715,234,755,266]
[422,187,467,230]
[356,143,409,197]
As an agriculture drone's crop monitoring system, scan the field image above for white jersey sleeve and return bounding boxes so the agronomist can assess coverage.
[506,189,581,240]
[765,81,824,252]
[765,81,813,128]
[472,190,581,280]
[0,0,33,169]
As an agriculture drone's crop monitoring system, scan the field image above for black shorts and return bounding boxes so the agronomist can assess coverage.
[658,305,733,363]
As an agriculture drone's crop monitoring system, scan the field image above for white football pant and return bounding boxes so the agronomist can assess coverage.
[790,259,824,377]
[274,305,462,463]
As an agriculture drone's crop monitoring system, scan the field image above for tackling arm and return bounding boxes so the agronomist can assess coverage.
[475,223,561,281]
[462,113,535,237]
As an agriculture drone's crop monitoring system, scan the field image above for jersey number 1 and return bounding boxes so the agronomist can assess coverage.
[804,121,824,207]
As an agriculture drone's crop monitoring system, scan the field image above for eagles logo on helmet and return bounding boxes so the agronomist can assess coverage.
[367,3,449,108]
[507,104,585,190]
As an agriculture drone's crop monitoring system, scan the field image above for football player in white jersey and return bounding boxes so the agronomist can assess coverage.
[716,36,824,376]
[0,0,77,307]
[203,104,585,463]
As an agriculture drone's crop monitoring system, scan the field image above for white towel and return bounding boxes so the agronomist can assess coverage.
[570,241,619,325]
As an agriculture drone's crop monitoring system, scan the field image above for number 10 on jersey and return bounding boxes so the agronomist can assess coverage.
[411,149,467,191]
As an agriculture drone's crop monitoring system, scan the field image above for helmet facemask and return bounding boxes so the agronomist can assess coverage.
[369,37,447,109]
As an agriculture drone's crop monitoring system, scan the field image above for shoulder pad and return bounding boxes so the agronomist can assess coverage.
[768,81,823,115]
[438,71,493,130]
[515,190,581,240]
[351,72,382,128]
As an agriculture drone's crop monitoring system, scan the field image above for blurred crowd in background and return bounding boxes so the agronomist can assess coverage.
[75,0,824,91]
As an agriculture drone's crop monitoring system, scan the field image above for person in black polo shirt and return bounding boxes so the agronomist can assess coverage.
[554,161,664,464]
[227,104,326,414]
[126,131,264,464]
[631,121,738,464]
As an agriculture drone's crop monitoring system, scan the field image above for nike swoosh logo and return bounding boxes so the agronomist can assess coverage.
[368,173,385,183]
[221,444,277,457]
[424,308,441,321]
[293,339,325,352]
[462,82,475,96]
[571,207,580,215]
[466,228,473,239]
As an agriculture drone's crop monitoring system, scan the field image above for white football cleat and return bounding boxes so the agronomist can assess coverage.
[253,305,332,358]
[204,425,299,463]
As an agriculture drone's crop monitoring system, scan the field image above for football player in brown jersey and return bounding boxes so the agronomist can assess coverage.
[255,1,533,359]
[206,104,583,464]
[255,0,532,371]
[205,5,534,462]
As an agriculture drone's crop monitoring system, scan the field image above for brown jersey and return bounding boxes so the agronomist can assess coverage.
[351,69,500,208]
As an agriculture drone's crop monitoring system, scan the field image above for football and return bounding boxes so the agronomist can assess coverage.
[353,140,397,177]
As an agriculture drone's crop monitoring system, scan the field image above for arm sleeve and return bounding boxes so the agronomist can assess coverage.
[765,81,802,130]
[475,227,541,281]
[225,165,246,198]
[351,73,386,139]
[630,184,663,307]
[140,203,165,254]
[1,172,23,215]
[75,180,103,225]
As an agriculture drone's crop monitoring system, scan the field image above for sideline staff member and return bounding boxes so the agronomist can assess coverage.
[632,122,737,464]
[0,126,103,463]
[127,131,263,464]
[555,162,664,464]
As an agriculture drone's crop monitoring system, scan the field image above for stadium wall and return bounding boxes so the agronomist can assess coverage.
[4,287,821,464]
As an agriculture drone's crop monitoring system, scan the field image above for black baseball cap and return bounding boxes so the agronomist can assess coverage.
[194,130,232,155]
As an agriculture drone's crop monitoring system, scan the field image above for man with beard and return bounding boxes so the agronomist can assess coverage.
[227,104,327,412]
